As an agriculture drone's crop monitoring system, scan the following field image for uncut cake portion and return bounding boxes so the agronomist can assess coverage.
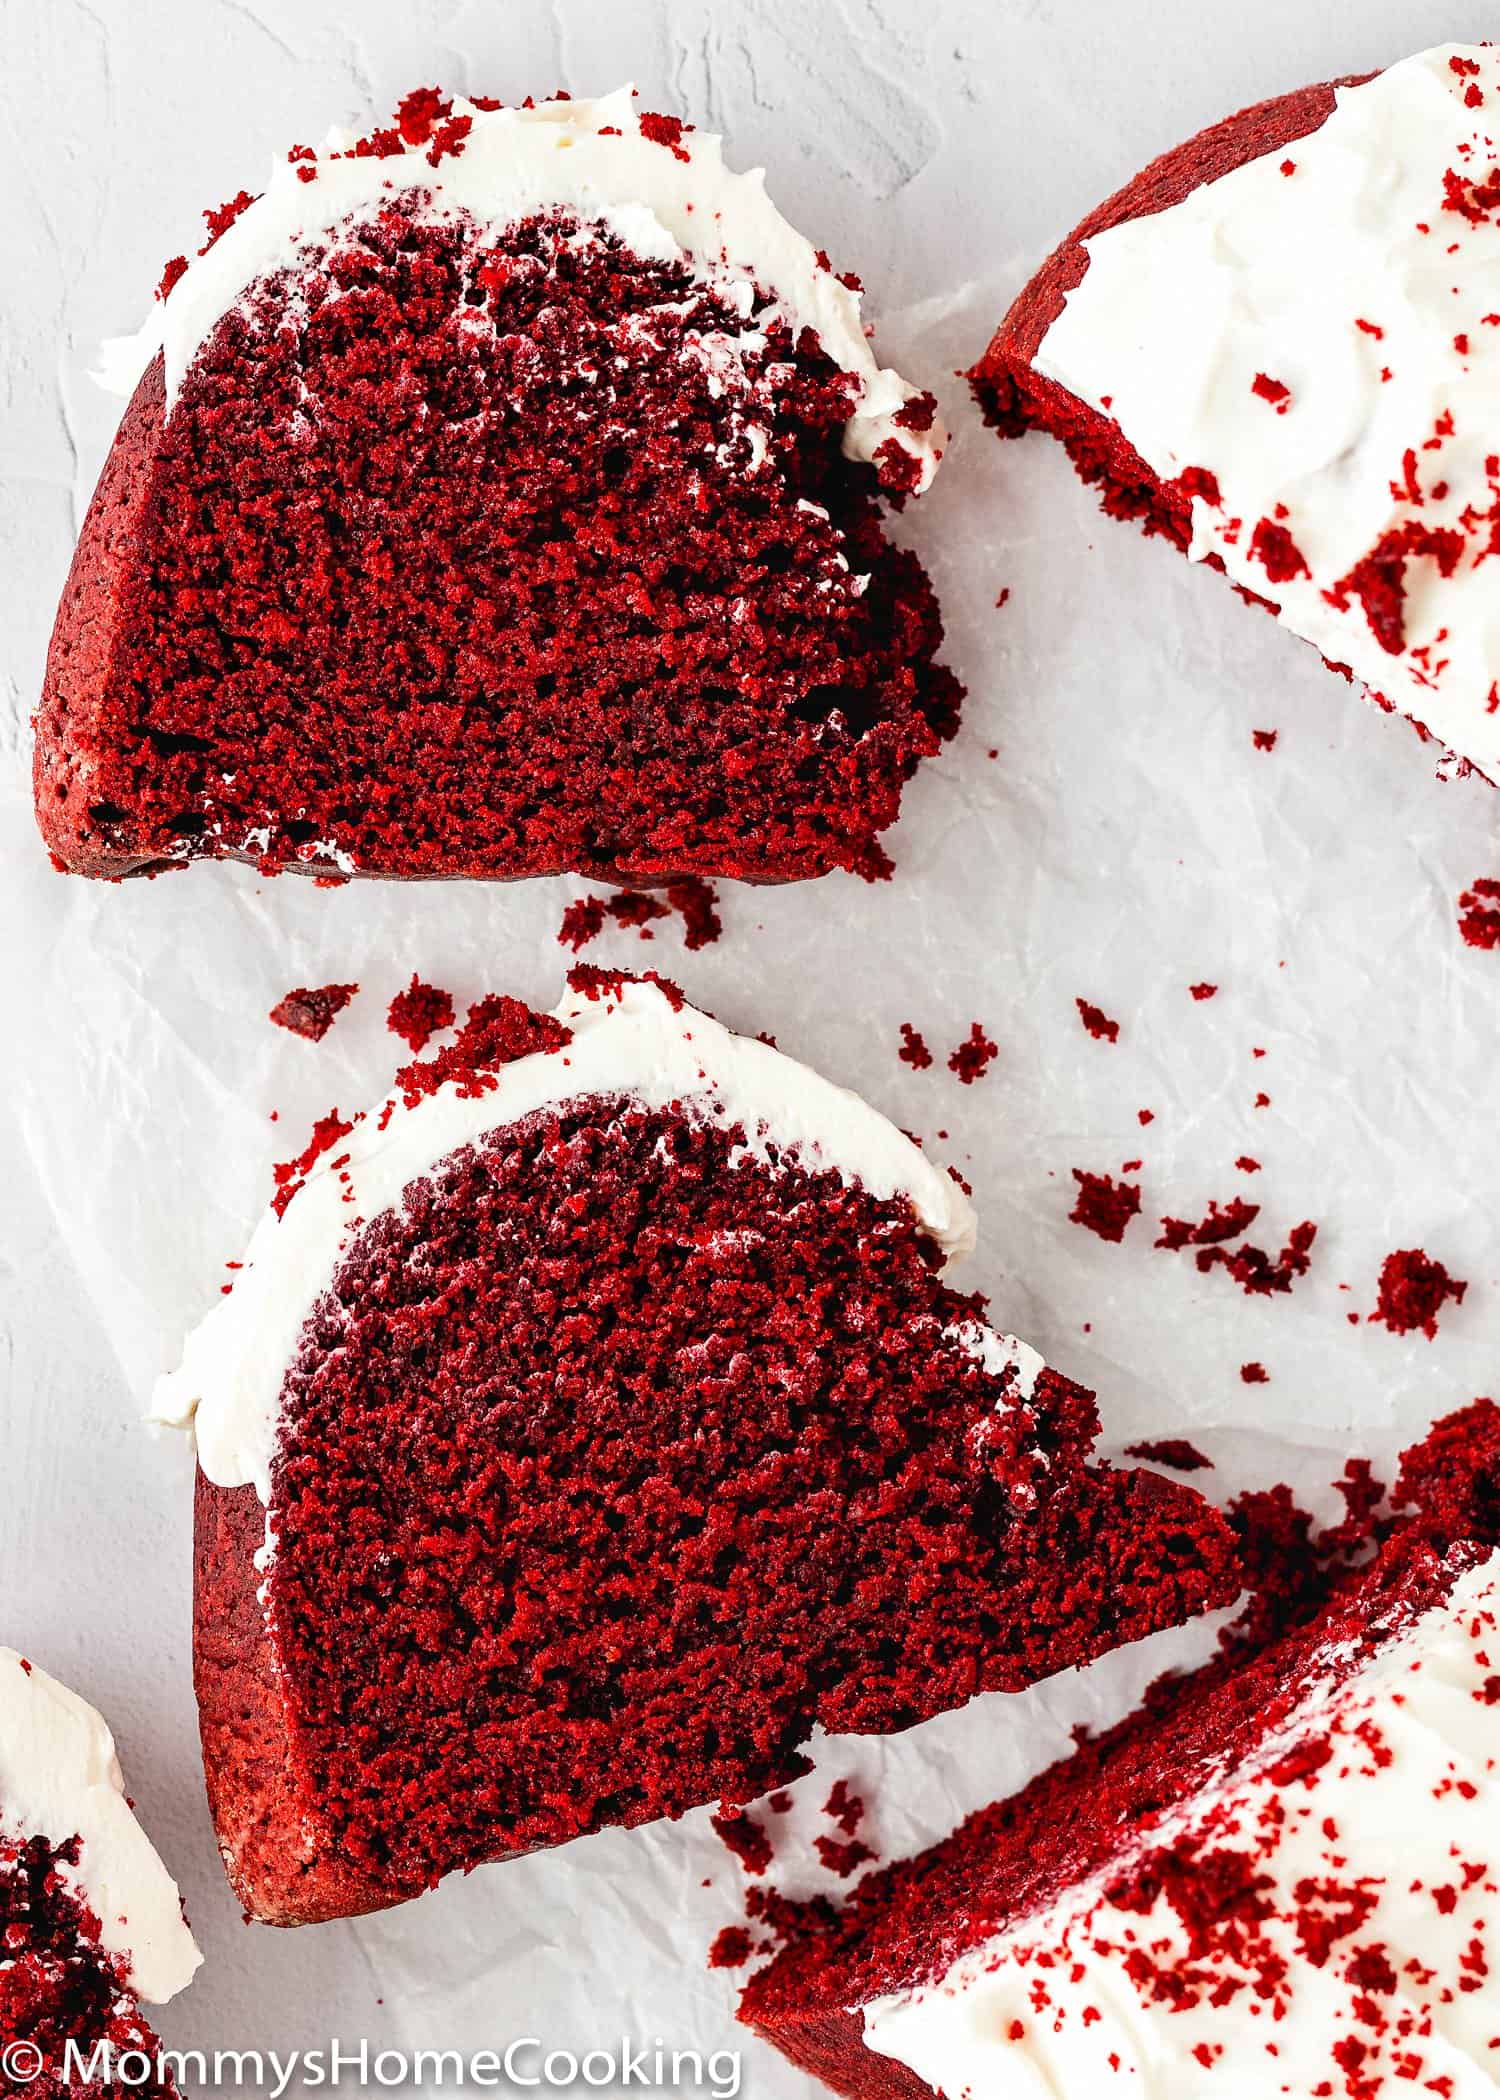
[157,970,1235,1928]
[974,44,1500,785]
[0,1650,202,2095]
[37,87,958,886]
[743,1404,1500,2100]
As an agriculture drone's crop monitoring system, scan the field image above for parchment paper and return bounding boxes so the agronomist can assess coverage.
[5,2,1500,2094]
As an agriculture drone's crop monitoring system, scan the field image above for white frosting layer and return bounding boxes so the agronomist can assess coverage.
[863,1551,1500,2098]
[154,977,980,1503]
[1036,44,1500,777]
[0,1651,201,2004]
[102,85,942,489]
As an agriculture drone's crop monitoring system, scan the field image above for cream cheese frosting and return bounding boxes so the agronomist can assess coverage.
[0,1650,202,2004]
[1036,43,1500,778]
[862,1550,1500,2098]
[153,977,997,1504]
[99,85,943,490]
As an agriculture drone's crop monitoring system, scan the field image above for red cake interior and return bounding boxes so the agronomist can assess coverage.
[0,1828,178,2097]
[253,995,1234,1903]
[740,1401,1500,2097]
[39,129,960,883]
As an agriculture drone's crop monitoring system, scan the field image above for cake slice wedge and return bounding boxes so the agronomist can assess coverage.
[0,1650,201,2095]
[743,1402,1500,2099]
[37,87,958,886]
[159,969,1236,1926]
[973,44,1500,785]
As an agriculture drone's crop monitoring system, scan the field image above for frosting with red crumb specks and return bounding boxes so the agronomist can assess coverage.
[0,1651,201,2005]
[862,1552,1500,2097]
[99,86,943,492]
[153,977,985,1501]
[1036,45,1500,780]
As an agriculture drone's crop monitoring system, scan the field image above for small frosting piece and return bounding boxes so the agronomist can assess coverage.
[154,977,979,1502]
[0,1651,202,2004]
[863,1551,1500,2098]
[101,86,943,489]
[1036,44,1500,777]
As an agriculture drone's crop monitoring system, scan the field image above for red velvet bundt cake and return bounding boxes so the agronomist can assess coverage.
[37,88,958,885]
[973,43,1500,785]
[0,1649,201,2095]
[744,1402,1500,2099]
[158,970,1236,1927]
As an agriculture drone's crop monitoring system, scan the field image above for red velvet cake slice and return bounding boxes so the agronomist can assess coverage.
[0,1649,202,2094]
[743,1404,1500,2099]
[157,970,1235,1927]
[974,44,1500,784]
[37,88,959,884]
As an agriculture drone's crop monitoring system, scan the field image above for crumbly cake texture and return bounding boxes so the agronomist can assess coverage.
[0,1832,178,2098]
[189,969,1235,1926]
[36,90,959,885]
[742,1402,1500,2100]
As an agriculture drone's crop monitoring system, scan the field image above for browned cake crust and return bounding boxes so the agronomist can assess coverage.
[193,1472,409,1925]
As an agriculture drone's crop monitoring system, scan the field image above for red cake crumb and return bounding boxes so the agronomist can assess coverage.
[1155,1196,1260,1250]
[1250,371,1292,411]
[1075,998,1119,1043]
[1137,1108,1154,1126]
[1252,728,1279,751]
[41,155,960,885]
[1069,1170,1141,1243]
[947,1022,998,1084]
[269,982,358,1042]
[558,896,608,951]
[1156,1197,1316,1296]
[713,1810,775,1878]
[560,881,723,953]
[1235,1155,1261,1173]
[1458,877,1500,948]
[1188,981,1217,1001]
[1241,1361,1270,1384]
[639,110,693,161]
[386,975,455,1053]
[665,877,722,950]
[815,1835,875,1879]
[824,1779,864,1836]
[1369,1248,1468,1339]
[897,1023,933,1071]
[709,1925,756,1969]
[1201,1220,1317,1297]
[157,254,188,303]
[394,994,572,1107]
[1248,517,1310,582]
[1122,1438,1213,1472]
[271,1108,357,1219]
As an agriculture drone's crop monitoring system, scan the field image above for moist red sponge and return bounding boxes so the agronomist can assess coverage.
[36,98,960,886]
[190,975,1236,1926]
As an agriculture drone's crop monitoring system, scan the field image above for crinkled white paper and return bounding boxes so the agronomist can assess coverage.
[4,2,1500,2094]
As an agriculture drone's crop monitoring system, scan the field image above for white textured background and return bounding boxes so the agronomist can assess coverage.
[3,1,1499,2094]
